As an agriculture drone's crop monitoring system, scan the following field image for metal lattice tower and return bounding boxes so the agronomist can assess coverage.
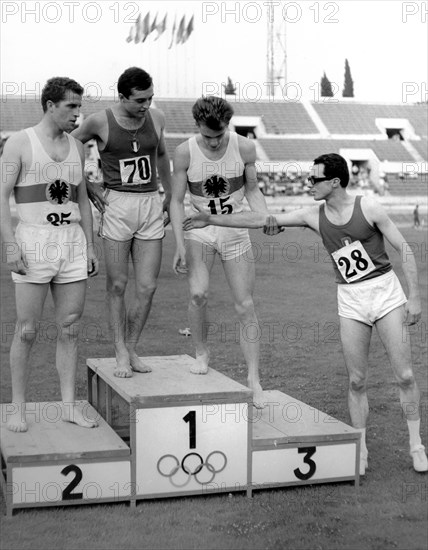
[266,3,287,98]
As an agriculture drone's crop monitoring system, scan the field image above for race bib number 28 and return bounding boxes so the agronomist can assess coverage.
[331,240,375,283]
[119,155,152,185]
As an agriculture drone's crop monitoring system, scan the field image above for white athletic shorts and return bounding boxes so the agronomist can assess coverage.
[337,270,407,326]
[99,189,164,242]
[12,222,88,284]
[185,225,252,261]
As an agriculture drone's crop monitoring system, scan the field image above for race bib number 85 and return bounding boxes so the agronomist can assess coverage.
[331,240,375,283]
[119,155,152,185]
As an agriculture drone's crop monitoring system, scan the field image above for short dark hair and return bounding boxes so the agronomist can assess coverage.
[192,96,234,131]
[117,67,153,98]
[41,77,84,112]
[313,153,350,187]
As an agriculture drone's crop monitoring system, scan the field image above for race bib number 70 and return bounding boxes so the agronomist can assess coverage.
[331,240,375,283]
[119,155,152,185]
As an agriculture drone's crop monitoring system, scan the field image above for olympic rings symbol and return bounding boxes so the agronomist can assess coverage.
[157,451,227,487]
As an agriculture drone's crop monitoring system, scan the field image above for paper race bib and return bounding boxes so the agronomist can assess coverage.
[119,155,152,185]
[331,240,376,283]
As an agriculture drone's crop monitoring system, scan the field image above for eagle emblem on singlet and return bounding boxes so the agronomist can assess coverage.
[202,175,230,198]
[46,180,70,205]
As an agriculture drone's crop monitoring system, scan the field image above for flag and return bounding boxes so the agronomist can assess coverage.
[176,15,186,45]
[133,13,141,43]
[150,12,158,33]
[141,12,151,42]
[154,14,167,41]
[182,15,194,44]
[126,22,136,43]
[168,15,177,49]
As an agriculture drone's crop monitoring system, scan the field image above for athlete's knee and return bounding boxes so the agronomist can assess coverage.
[135,281,157,301]
[107,276,128,297]
[190,291,208,308]
[349,374,367,394]
[15,319,39,344]
[234,297,255,319]
[396,369,415,389]
[57,313,82,341]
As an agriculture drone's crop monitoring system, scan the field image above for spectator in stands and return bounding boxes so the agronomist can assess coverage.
[71,67,171,378]
[183,152,428,475]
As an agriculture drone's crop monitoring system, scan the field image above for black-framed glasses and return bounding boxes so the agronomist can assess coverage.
[307,176,331,187]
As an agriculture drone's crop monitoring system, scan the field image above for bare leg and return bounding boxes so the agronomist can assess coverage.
[223,252,264,409]
[126,238,162,373]
[376,306,420,421]
[7,283,49,432]
[375,306,427,471]
[52,281,97,428]
[339,317,372,473]
[103,238,133,378]
[186,240,216,374]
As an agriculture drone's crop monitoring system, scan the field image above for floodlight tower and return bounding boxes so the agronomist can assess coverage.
[266,2,287,98]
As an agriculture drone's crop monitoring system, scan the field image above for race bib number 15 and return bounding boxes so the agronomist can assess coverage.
[119,155,152,185]
[331,240,375,283]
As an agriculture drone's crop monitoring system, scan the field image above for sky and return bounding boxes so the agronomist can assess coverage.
[1,0,427,103]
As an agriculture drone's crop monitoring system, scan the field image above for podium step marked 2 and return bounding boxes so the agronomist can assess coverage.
[0,401,130,516]
[0,355,360,514]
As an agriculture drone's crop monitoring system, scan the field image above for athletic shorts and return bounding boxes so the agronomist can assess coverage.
[337,270,407,326]
[185,225,252,261]
[12,222,88,284]
[99,189,164,242]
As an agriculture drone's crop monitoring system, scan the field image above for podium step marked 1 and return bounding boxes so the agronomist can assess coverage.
[0,355,361,514]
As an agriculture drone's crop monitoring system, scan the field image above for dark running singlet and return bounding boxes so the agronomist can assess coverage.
[319,195,392,284]
[99,109,159,193]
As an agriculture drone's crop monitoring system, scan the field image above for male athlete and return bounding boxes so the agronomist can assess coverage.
[0,77,99,432]
[170,95,277,408]
[72,67,171,378]
[184,153,428,473]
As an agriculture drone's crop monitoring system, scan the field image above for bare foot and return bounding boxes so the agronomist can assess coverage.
[129,352,152,373]
[113,352,133,378]
[248,381,266,409]
[190,350,209,375]
[7,404,28,433]
[62,403,98,428]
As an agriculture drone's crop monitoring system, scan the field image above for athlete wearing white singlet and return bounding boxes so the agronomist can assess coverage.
[12,128,88,284]
[171,96,280,409]
[185,131,252,260]
[0,77,99,433]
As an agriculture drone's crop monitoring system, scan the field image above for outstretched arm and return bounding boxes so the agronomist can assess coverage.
[183,204,319,231]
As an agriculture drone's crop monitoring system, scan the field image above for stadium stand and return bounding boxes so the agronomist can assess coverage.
[1,96,426,197]
[312,103,427,137]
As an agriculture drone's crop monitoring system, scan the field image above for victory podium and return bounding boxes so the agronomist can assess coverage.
[1,355,360,515]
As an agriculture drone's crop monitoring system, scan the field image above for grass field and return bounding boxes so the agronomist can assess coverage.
[0,221,427,550]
